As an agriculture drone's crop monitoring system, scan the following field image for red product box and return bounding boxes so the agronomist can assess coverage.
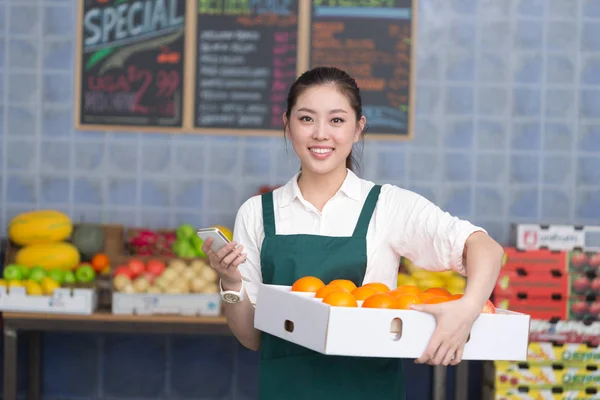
[495,269,568,298]
[494,295,599,322]
[503,248,568,272]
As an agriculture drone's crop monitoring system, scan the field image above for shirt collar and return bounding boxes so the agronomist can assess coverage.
[278,169,362,208]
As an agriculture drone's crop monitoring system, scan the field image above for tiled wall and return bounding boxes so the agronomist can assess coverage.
[1,0,600,399]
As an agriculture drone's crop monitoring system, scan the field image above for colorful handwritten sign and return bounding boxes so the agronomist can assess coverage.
[76,0,187,129]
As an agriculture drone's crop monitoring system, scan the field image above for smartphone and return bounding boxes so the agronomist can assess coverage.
[197,227,231,253]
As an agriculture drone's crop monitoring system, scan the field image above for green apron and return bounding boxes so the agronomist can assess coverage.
[258,185,405,400]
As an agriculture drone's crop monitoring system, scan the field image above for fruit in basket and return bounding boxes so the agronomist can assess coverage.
[399,257,467,295]
[362,282,391,293]
[71,224,105,261]
[351,286,377,300]
[63,271,76,284]
[328,279,357,292]
[29,267,47,284]
[127,229,176,257]
[322,291,358,307]
[362,293,399,309]
[395,293,422,309]
[47,268,65,284]
[146,259,166,276]
[75,264,96,283]
[176,224,196,240]
[127,259,146,277]
[25,280,44,296]
[91,253,110,274]
[8,210,73,246]
[41,277,60,295]
[15,242,80,270]
[291,276,325,292]
[423,287,452,298]
[315,284,348,299]
[482,300,496,314]
[3,264,24,281]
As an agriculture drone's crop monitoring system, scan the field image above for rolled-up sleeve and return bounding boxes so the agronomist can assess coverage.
[233,197,263,305]
[383,186,486,275]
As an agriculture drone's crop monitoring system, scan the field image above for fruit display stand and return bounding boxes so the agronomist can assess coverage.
[1,211,125,315]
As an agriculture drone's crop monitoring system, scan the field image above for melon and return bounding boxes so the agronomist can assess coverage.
[72,224,105,261]
[15,242,80,271]
[8,210,73,246]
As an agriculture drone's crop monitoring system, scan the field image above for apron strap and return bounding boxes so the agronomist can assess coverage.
[261,191,276,237]
[352,185,382,238]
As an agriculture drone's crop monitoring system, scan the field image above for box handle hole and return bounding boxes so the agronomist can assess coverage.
[390,317,403,341]
[284,320,294,333]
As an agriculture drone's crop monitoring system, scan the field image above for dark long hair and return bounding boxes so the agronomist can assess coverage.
[284,67,365,172]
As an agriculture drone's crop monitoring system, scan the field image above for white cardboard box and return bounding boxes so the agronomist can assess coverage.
[0,286,97,315]
[515,224,600,251]
[112,292,221,316]
[254,284,531,361]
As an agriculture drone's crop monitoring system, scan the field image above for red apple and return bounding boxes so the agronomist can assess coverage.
[114,265,134,279]
[589,301,600,317]
[589,253,600,267]
[571,301,589,316]
[127,259,146,278]
[591,277,600,295]
[572,275,591,294]
[570,252,588,270]
[146,259,166,276]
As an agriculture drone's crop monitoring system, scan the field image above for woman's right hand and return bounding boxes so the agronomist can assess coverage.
[202,238,247,289]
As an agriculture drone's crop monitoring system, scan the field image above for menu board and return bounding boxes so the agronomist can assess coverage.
[309,0,415,139]
[192,1,304,133]
[75,0,187,130]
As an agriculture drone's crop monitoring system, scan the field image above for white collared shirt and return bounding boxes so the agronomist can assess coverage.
[234,169,485,305]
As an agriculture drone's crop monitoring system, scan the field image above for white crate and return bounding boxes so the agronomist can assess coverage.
[0,286,97,315]
[254,284,531,361]
[515,224,600,251]
[112,292,221,316]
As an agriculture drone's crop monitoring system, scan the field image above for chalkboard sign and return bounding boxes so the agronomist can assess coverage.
[75,0,187,131]
[190,1,309,135]
[309,0,415,140]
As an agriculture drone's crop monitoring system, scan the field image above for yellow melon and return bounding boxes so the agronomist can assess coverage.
[8,210,73,246]
[15,242,80,271]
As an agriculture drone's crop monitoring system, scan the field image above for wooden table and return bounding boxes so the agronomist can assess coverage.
[2,311,231,400]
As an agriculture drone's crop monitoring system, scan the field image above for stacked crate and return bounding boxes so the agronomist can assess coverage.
[484,224,600,399]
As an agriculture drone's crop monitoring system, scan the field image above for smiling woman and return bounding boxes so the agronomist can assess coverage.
[200,66,505,400]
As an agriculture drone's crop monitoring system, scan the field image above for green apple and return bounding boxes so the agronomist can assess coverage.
[3,265,23,281]
[75,265,96,283]
[48,269,66,285]
[190,235,206,257]
[63,271,76,285]
[18,264,30,279]
[28,267,47,283]
[176,223,195,240]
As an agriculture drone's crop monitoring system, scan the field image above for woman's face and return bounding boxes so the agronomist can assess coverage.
[284,84,365,176]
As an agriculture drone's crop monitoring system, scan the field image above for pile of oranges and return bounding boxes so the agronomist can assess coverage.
[291,276,495,313]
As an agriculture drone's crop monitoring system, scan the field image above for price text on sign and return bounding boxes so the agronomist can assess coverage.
[78,0,186,127]
[194,0,300,131]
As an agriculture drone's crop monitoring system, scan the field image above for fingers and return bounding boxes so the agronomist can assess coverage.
[450,346,464,366]
[220,245,245,268]
[415,335,441,364]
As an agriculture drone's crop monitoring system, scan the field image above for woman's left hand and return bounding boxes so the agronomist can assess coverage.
[410,298,481,366]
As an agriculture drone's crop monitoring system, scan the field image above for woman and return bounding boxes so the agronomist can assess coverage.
[202,67,504,399]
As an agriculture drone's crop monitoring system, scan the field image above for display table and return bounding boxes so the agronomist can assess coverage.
[2,311,231,400]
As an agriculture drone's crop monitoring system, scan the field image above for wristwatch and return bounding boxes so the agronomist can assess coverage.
[219,279,245,304]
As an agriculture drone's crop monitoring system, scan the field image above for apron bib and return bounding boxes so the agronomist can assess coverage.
[258,185,406,400]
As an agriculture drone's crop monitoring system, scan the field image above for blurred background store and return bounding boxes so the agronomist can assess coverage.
[0,0,599,399]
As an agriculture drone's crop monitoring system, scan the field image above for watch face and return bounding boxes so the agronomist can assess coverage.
[223,293,241,303]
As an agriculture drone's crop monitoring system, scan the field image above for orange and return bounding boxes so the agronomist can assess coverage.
[449,294,463,301]
[291,276,325,292]
[315,284,348,299]
[423,296,449,304]
[482,299,496,314]
[395,293,422,309]
[392,285,421,296]
[424,287,452,298]
[419,292,440,302]
[351,286,377,300]
[91,253,110,273]
[362,282,391,294]
[361,293,400,309]
[322,291,358,307]
[329,279,357,292]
